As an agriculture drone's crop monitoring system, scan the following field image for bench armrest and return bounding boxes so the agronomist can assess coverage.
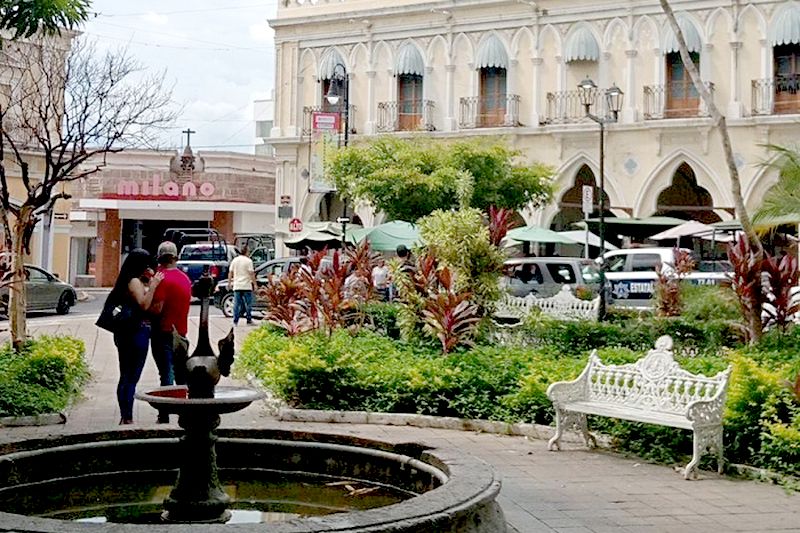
[546,351,597,405]
[686,365,732,426]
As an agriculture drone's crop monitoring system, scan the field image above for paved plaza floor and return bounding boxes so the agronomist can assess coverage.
[2,314,799,532]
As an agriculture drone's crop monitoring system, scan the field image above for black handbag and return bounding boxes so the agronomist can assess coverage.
[96,296,136,333]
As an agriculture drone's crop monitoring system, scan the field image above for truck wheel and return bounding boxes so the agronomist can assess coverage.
[221,293,234,318]
[56,292,73,315]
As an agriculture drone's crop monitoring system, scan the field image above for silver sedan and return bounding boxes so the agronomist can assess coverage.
[0,265,78,315]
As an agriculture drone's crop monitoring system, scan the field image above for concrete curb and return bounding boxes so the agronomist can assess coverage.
[0,412,66,427]
[278,407,611,447]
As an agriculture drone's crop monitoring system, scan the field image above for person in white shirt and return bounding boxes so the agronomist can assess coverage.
[228,246,257,326]
[372,258,390,301]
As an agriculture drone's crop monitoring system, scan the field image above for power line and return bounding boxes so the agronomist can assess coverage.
[92,21,274,51]
[85,31,272,52]
[94,3,277,18]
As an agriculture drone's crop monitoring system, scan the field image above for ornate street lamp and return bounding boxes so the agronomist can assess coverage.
[326,63,350,246]
[578,78,623,321]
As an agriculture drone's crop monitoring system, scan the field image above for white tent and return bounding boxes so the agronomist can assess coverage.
[648,220,714,241]
[557,230,618,250]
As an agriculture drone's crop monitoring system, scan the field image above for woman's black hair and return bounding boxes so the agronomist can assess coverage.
[108,248,155,304]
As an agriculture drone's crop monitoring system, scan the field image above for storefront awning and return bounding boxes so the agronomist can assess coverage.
[319,49,345,80]
[475,35,508,69]
[663,18,702,54]
[395,44,425,76]
[771,7,800,46]
[564,27,600,62]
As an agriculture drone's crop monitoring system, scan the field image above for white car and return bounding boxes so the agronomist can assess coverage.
[598,248,731,308]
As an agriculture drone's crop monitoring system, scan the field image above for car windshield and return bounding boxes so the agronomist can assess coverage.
[179,245,226,261]
[581,263,601,283]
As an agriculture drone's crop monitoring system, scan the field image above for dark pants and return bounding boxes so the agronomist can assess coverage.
[151,330,187,386]
[114,321,150,421]
[233,290,253,324]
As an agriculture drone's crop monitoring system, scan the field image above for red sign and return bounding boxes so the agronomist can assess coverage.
[288,218,303,233]
[312,111,340,132]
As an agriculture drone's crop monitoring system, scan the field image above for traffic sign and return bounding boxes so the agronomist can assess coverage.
[288,218,303,233]
[582,185,594,215]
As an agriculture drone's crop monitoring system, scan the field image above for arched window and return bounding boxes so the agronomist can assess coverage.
[395,44,425,130]
[771,6,800,114]
[319,50,346,113]
[655,163,720,224]
[476,35,508,127]
[663,19,702,118]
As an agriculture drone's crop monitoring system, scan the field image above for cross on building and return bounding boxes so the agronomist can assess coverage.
[182,128,196,148]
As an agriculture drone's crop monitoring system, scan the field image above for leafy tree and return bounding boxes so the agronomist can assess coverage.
[327,137,553,221]
[418,208,505,313]
[0,38,176,349]
[0,0,90,38]
[752,145,800,230]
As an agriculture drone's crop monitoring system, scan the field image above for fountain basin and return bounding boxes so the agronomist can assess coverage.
[135,386,265,416]
[0,429,506,532]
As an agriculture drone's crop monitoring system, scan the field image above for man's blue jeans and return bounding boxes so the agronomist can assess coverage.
[233,290,253,324]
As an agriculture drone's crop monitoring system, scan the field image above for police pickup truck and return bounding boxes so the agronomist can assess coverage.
[596,248,730,308]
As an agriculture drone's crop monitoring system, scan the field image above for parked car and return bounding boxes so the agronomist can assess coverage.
[599,248,731,308]
[501,257,599,298]
[0,265,78,316]
[213,257,301,317]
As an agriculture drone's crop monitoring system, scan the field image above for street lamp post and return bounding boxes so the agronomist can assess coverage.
[577,78,623,321]
[326,63,350,247]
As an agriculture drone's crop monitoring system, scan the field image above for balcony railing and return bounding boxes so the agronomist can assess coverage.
[752,75,800,115]
[301,105,357,136]
[643,82,714,120]
[377,100,436,132]
[458,94,520,129]
[542,89,612,125]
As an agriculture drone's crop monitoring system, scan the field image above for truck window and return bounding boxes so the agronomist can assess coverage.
[179,245,225,261]
[546,263,575,284]
[606,255,627,272]
[630,254,662,272]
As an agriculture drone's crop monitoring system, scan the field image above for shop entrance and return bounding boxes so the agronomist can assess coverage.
[121,219,209,256]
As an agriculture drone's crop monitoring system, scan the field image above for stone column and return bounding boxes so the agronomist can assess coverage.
[445,64,456,131]
[271,43,284,138]
[728,40,743,118]
[365,70,376,134]
[623,49,638,123]
[530,56,542,126]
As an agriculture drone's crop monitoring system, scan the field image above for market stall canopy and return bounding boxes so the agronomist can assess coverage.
[284,221,362,250]
[348,220,420,252]
[648,220,714,241]
[575,216,686,242]
[556,230,618,250]
[505,226,581,245]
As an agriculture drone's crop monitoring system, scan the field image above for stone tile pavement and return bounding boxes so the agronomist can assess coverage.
[1,315,799,533]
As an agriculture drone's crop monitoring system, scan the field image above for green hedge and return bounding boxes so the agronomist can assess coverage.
[239,326,800,478]
[0,336,89,417]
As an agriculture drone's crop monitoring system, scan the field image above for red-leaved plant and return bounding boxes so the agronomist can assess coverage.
[654,247,695,317]
[727,235,764,343]
[761,253,800,332]
[316,250,356,336]
[420,267,481,354]
[257,273,310,336]
[488,205,516,248]
[345,240,381,302]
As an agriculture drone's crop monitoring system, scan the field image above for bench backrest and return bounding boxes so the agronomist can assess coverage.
[584,336,730,415]
[497,285,599,321]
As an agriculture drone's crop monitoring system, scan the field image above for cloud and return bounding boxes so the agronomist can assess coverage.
[142,11,169,26]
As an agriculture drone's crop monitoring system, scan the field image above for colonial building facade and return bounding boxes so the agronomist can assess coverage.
[70,148,276,287]
[269,0,800,255]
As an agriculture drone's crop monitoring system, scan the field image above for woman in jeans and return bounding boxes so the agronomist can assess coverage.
[105,248,163,424]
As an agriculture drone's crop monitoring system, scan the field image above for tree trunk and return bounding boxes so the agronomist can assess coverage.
[9,207,31,351]
[660,0,763,342]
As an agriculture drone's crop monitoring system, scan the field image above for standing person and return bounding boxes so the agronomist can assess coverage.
[372,258,390,301]
[103,248,163,425]
[228,245,256,326]
[149,241,192,423]
[396,244,416,274]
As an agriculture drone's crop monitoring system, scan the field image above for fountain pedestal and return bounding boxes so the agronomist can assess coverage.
[163,410,229,523]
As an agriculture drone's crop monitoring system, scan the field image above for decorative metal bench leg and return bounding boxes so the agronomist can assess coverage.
[685,431,702,480]
[578,414,596,448]
[716,431,724,474]
[548,408,564,451]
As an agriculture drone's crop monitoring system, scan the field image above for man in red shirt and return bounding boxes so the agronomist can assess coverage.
[150,241,192,423]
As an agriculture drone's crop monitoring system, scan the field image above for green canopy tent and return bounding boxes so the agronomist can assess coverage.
[505,226,581,245]
[347,220,421,252]
[284,221,362,250]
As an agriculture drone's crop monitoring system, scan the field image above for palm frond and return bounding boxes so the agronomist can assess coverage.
[752,145,800,230]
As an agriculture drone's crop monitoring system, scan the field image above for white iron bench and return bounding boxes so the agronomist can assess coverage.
[495,285,599,322]
[546,335,732,479]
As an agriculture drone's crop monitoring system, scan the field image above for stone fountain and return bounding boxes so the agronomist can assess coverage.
[136,274,264,523]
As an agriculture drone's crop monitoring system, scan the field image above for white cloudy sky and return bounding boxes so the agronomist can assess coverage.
[83,1,277,153]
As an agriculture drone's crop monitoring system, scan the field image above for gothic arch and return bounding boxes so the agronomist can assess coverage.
[706,6,734,41]
[660,12,705,53]
[511,26,535,56]
[427,34,449,65]
[744,154,782,212]
[769,2,800,43]
[452,32,475,63]
[633,150,730,218]
[538,24,563,55]
[318,47,348,80]
[604,17,630,49]
[632,15,659,48]
[349,42,369,71]
[299,48,318,79]
[738,3,768,40]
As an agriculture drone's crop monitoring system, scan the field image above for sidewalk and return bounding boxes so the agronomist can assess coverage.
[2,316,799,533]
